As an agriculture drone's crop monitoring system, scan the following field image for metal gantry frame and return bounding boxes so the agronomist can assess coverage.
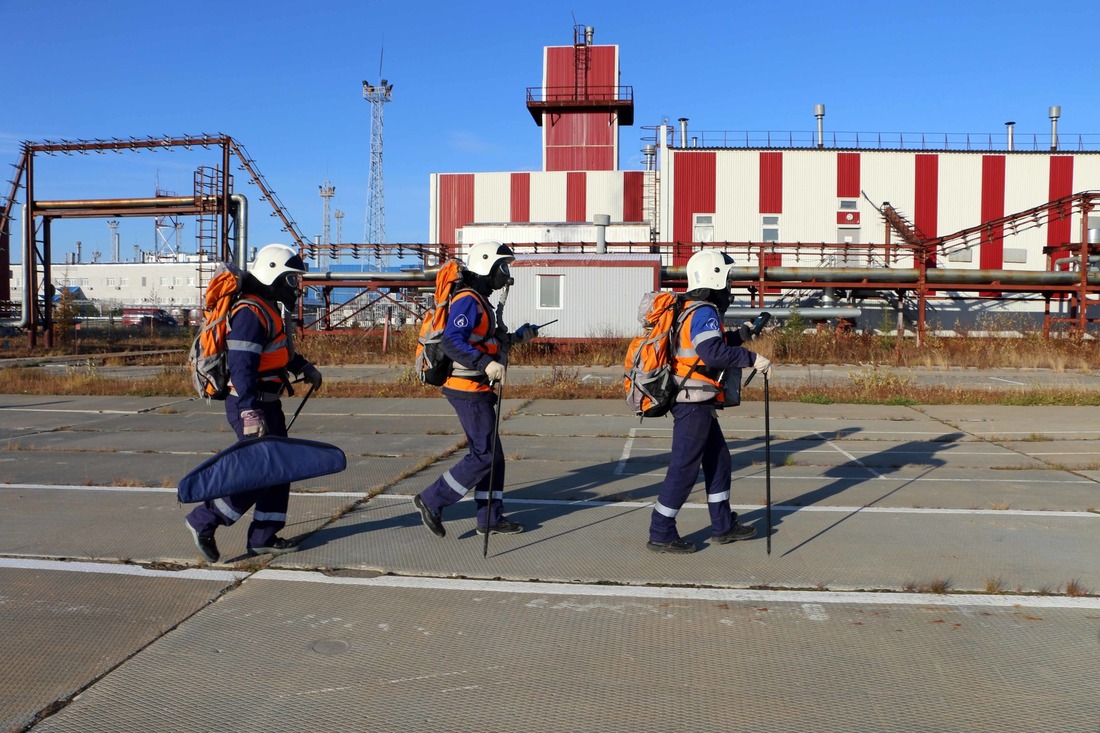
[0,135,313,345]
[5,136,1100,345]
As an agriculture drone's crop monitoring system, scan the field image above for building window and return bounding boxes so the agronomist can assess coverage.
[106,278,116,287]
[173,277,183,286]
[120,278,129,286]
[693,213,715,243]
[160,277,170,286]
[537,274,563,309]
[188,277,197,287]
[839,199,858,210]
[762,216,780,243]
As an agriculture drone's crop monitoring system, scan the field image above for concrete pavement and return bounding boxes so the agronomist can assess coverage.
[1,389,1098,731]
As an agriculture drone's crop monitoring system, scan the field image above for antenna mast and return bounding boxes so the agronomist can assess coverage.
[319,180,335,268]
[362,52,393,269]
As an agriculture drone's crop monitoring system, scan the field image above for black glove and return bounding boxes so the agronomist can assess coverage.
[302,363,323,390]
[512,323,539,345]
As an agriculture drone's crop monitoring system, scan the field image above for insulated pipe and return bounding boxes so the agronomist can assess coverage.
[814,104,825,148]
[1006,121,1015,151]
[304,270,435,283]
[301,264,1100,289]
[725,307,861,320]
[34,196,198,209]
[1050,106,1061,151]
[18,204,30,328]
[230,193,248,271]
[663,265,1100,286]
[1053,254,1100,268]
[678,118,688,148]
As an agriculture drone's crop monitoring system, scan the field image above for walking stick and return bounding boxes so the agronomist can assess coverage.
[764,372,772,555]
[483,377,504,559]
[286,382,316,433]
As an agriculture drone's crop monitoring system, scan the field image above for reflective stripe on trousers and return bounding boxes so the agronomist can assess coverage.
[418,395,505,527]
[649,401,736,542]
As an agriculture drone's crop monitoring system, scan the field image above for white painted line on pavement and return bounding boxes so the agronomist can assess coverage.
[0,483,369,497]
[251,569,1100,610]
[614,427,638,476]
[725,473,1099,485]
[0,483,178,493]
[0,557,247,581]
[817,431,886,479]
[366,492,1098,518]
[4,483,1094,517]
[0,407,140,414]
[989,376,1027,385]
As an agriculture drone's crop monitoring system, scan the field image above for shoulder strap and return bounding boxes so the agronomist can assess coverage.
[453,287,495,344]
[672,298,707,387]
[232,295,278,337]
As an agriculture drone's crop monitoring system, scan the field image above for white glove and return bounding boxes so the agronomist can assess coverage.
[485,360,506,383]
[241,409,268,438]
[753,354,772,376]
[302,363,323,390]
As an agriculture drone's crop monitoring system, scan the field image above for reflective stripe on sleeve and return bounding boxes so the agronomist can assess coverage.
[693,329,722,345]
[253,511,287,523]
[473,490,504,501]
[707,491,731,503]
[226,339,263,354]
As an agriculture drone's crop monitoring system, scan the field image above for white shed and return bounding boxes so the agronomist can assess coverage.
[505,253,661,340]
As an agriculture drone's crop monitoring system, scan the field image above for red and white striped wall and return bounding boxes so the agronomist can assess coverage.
[541,44,621,172]
[661,148,1100,270]
[431,171,646,251]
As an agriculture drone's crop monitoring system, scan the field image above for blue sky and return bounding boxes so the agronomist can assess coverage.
[2,0,1094,263]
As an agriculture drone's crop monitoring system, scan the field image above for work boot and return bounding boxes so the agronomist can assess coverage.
[414,494,445,538]
[476,517,524,536]
[712,523,756,544]
[646,538,697,554]
[247,536,300,557]
[185,519,220,563]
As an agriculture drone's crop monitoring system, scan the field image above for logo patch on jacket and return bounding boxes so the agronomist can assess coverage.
[452,314,469,328]
[704,317,721,332]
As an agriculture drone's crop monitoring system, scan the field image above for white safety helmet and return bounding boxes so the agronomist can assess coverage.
[251,243,307,287]
[465,240,515,277]
[686,249,736,290]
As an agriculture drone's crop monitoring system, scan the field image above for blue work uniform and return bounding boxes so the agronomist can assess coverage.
[417,288,509,527]
[185,296,309,551]
[649,299,758,543]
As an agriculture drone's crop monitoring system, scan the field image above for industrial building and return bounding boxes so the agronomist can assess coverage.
[5,25,1100,343]
[431,25,1100,338]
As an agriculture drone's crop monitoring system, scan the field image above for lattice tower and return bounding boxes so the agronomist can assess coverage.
[362,77,393,258]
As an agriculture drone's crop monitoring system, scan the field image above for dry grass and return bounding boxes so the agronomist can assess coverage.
[8,317,1100,405]
[7,361,1100,406]
[1063,578,1090,597]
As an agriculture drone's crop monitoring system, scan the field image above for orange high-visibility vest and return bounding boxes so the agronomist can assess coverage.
[227,295,291,395]
[443,289,503,393]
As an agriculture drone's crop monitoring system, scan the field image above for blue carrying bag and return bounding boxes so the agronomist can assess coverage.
[178,436,347,503]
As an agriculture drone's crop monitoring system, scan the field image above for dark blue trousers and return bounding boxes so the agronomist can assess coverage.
[649,402,735,543]
[418,393,505,527]
[185,396,291,549]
